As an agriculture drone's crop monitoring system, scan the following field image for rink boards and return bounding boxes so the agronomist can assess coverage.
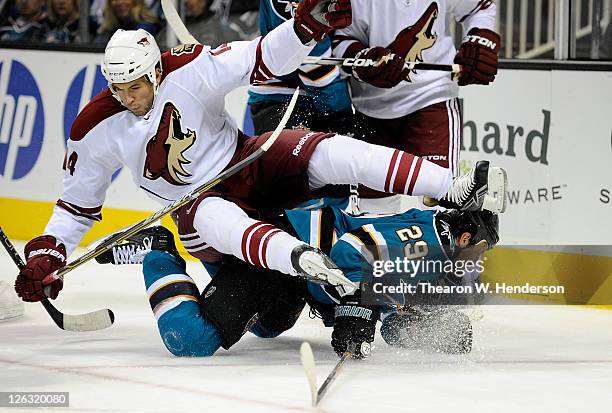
[0,49,610,304]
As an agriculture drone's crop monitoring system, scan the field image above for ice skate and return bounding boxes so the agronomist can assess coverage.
[291,245,358,294]
[95,226,183,265]
[428,161,507,213]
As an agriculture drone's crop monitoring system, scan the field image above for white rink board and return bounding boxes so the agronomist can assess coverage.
[459,69,612,244]
[1,49,610,243]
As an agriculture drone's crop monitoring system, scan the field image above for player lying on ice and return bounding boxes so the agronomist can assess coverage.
[14,0,507,330]
[91,197,499,358]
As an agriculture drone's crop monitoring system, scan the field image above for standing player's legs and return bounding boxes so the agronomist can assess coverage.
[364,99,461,175]
[351,99,462,212]
[307,134,454,200]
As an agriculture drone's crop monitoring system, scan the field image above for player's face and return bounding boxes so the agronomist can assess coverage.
[112,77,154,116]
[111,69,161,116]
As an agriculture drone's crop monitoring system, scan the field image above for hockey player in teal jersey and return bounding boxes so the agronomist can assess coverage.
[248,0,354,135]
[283,199,499,357]
[95,198,498,358]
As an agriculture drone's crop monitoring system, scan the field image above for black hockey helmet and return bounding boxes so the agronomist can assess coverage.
[439,209,499,249]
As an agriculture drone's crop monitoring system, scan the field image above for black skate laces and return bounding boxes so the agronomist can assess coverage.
[445,168,475,204]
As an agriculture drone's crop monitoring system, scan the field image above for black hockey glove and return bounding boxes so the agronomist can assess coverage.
[331,296,379,359]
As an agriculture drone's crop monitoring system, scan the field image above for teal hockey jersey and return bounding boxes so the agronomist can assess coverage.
[285,200,452,305]
[247,0,351,113]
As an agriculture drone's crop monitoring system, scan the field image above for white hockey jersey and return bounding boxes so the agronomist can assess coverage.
[332,0,496,119]
[45,20,315,254]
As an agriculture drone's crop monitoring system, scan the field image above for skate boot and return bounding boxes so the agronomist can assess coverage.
[95,226,184,266]
[291,244,357,294]
[435,161,507,213]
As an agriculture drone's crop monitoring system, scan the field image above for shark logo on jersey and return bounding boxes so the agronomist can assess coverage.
[388,2,439,82]
[143,102,196,186]
[270,0,299,20]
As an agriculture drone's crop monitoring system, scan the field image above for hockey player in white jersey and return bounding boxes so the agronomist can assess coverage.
[14,0,507,305]
[332,0,500,211]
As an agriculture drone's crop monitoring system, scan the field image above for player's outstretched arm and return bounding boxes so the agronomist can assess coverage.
[182,1,351,96]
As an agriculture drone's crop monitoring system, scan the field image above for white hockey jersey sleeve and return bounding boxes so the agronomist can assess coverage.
[192,19,316,96]
[331,10,368,58]
[448,0,497,34]
[45,124,122,255]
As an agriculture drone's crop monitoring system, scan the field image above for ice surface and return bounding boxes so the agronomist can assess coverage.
[2,242,611,412]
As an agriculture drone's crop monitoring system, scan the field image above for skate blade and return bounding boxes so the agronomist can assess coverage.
[482,167,507,213]
[301,256,358,294]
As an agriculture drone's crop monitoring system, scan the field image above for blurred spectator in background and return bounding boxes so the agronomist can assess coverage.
[95,0,160,43]
[0,0,12,26]
[210,0,258,40]
[157,0,256,49]
[601,20,612,59]
[0,0,47,42]
[44,0,81,43]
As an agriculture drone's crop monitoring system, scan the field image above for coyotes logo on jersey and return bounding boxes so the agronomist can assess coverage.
[143,102,196,186]
[388,2,439,82]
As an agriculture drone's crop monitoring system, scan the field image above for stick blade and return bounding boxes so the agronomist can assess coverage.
[63,309,115,332]
[299,342,318,406]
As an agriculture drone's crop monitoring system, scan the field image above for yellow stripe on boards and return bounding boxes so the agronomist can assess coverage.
[0,197,192,259]
[481,247,612,305]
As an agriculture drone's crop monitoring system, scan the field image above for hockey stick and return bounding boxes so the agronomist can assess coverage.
[161,0,462,77]
[302,56,462,75]
[161,0,197,44]
[300,341,352,406]
[54,88,300,280]
[0,228,114,331]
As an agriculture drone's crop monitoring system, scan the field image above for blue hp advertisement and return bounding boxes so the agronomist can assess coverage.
[0,59,44,180]
[64,64,122,180]
[63,64,107,145]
